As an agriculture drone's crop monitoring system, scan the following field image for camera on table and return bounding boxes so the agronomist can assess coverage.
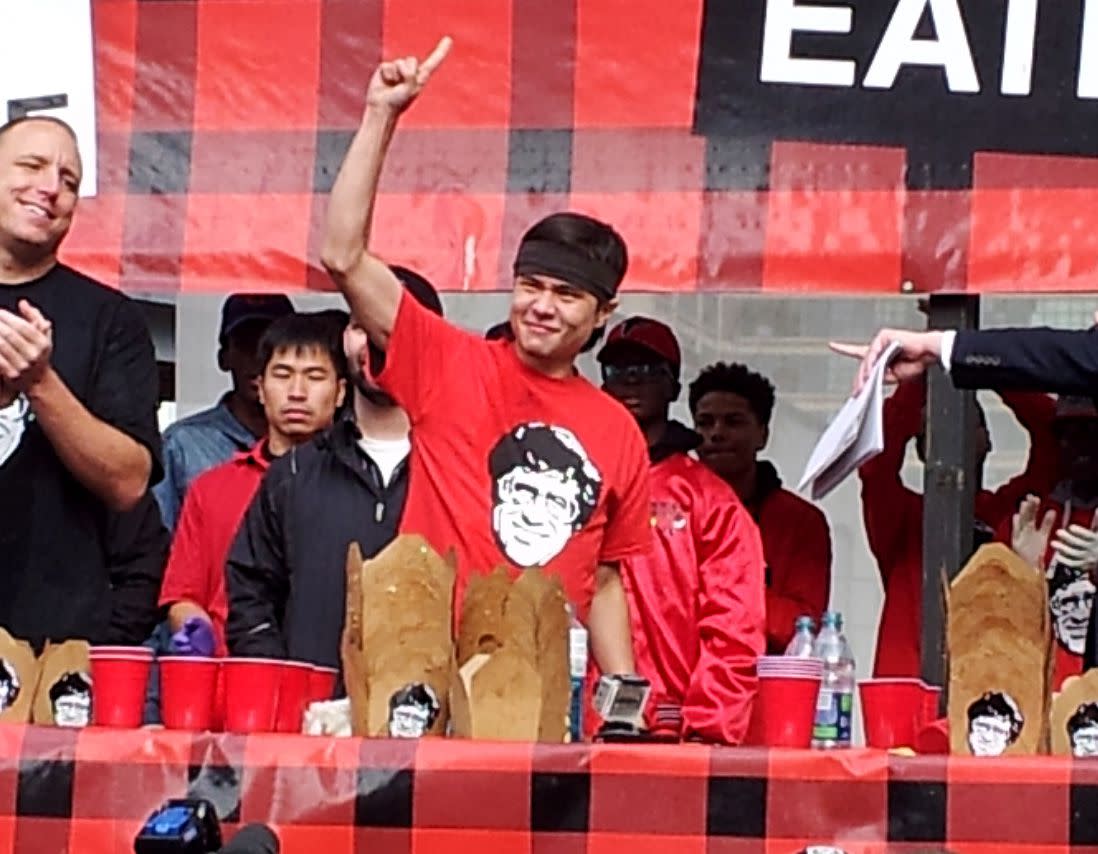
[593,674,659,742]
[134,800,221,854]
[135,800,279,854]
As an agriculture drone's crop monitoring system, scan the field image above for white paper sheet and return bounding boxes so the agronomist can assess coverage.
[798,342,902,500]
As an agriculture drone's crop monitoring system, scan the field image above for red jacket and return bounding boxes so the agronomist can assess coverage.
[158,442,270,656]
[747,462,832,652]
[621,423,767,745]
[860,381,1058,677]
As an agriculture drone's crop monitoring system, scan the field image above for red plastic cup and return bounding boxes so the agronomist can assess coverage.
[222,658,281,733]
[920,683,943,725]
[756,673,820,748]
[159,657,220,731]
[91,646,153,658]
[90,656,151,728]
[275,662,312,734]
[859,678,924,749]
[307,666,338,705]
[914,718,950,754]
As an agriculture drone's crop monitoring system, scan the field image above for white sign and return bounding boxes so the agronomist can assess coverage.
[0,0,98,196]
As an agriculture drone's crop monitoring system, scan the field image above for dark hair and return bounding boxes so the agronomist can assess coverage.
[389,682,439,714]
[1048,561,1093,599]
[1069,702,1098,736]
[518,213,628,299]
[49,671,91,704]
[485,321,514,342]
[688,362,776,425]
[258,312,347,378]
[487,423,602,529]
[967,691,1023,740]
[0,115,78,146]
[391,265,443,316]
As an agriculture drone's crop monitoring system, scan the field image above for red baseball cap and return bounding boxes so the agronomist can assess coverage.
[598,316,682,377]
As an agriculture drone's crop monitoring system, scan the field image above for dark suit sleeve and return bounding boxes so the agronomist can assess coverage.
[225,467,291,659]
[952,327,1098,394]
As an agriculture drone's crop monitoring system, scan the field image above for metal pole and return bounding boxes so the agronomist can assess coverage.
[921,293,980,689]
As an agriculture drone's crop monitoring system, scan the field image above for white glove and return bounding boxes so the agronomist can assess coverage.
[1012,494,1056,571]
[1051,512,1098,570]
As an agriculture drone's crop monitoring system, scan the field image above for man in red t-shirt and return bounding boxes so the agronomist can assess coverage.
[158,314,346,655]
[320,38,651,675]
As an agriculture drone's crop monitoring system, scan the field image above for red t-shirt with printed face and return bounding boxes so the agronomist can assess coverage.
[374,292,653,620]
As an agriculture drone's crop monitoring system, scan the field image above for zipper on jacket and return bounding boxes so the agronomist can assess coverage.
[375,501,384,523]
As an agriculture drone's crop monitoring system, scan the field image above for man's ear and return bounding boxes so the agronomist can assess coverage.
[335,378,347,410]
[217,344,229,373]
[595,298,618,328]
[759,424,771,452]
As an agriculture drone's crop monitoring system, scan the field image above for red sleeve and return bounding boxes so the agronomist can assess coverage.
[158,484,211,609]
[983,391,1059,524]
[858,379,924,585]
[763,499,832,651]
[598,420,654,564]
[680,486,767,746]
[373,289,483,421]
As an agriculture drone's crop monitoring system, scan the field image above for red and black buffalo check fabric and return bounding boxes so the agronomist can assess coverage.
[3,724,1098,854]
[56,0,1098,297]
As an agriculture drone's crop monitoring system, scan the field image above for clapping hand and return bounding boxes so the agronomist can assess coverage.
[1051,508,1098,571]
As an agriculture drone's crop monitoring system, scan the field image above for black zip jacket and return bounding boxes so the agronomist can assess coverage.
[226,417,408,667]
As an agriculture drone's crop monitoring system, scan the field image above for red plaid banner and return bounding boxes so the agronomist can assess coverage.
[3,725,1098,853]
[11,1,1098,295]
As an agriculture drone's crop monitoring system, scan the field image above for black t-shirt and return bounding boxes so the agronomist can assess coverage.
[0,264,161,648]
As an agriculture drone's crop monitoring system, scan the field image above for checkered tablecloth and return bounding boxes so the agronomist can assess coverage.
[3,724,1098,854]
[44,1,1098,296]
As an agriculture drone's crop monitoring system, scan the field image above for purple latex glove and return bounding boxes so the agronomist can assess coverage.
[170,616,217,657]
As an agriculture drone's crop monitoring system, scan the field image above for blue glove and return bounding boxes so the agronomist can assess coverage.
[170,616,217,657]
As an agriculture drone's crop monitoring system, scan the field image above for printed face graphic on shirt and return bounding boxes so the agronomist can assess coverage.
[966,691,1023,757]
[0,394,29,469]
[1048,563,1096,656]
[1068,703,1098,758]
[488,423,602,568]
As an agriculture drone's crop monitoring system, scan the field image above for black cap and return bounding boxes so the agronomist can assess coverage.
[219,294,294,343]
[391,265,444,316]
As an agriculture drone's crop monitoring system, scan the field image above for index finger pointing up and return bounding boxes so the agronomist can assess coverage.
[418,36,452,81]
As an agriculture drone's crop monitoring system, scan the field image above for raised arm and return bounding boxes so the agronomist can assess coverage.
[320,37,451,348]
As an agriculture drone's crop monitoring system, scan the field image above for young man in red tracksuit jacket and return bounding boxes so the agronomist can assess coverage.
[859,377,1058,677]
[688,362,832,652]
[598,317,766,745]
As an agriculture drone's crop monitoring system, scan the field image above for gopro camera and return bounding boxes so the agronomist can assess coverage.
[134,799,222,854]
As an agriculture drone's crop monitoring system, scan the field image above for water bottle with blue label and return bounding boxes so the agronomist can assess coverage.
[567,606,588,743]
[811,611,855,749]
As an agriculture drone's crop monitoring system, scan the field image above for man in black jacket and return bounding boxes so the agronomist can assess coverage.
[225,269,442,669]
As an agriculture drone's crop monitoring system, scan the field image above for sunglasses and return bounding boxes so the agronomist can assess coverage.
[601,362,675,383]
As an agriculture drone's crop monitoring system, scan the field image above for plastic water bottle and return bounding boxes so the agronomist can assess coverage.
[567,606,588,743]
[784,616,817,657]
[811,611,855,749]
